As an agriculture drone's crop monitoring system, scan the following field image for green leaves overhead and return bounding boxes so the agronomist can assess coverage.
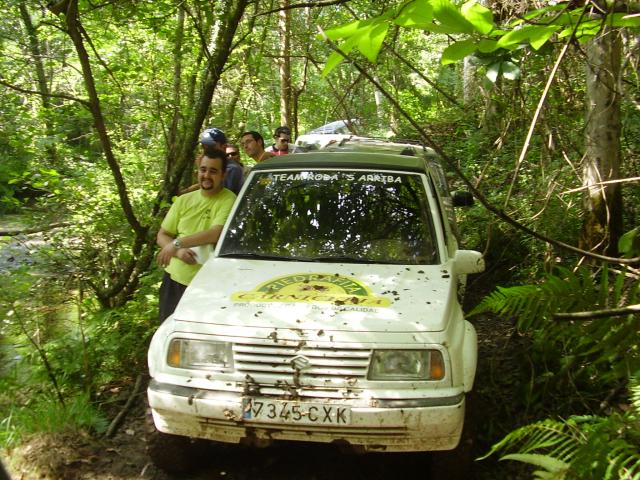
[460,0,494,35]
[321,0,640,77]
[322,0,494,75]
[441,39,476,65]
[322,15,390,76]
[431,0,476,34]
[394,0,433,27]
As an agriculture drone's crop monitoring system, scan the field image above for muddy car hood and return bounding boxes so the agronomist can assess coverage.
[171,258,460,335]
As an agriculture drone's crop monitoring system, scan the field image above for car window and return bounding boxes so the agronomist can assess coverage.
[220,170,439,265]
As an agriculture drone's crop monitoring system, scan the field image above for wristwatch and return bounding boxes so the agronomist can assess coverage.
[172,238,182,249]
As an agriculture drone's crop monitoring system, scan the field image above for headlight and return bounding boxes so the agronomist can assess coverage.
[368,350,444,381]
[167,338,234,371]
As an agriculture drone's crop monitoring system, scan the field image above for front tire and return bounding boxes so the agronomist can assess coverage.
[145,409,210,474]
[429,394,477,480]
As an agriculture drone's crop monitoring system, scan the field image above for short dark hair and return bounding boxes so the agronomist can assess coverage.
[241,131,265,149]
[274,126,291,138]
[198,147,228,171]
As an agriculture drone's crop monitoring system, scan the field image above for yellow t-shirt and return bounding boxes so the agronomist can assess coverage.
[161,188,236,285]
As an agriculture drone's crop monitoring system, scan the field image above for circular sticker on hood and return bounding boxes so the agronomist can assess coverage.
[231,273,391,307]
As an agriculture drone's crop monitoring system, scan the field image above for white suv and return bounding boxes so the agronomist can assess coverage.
[147,145,484,471]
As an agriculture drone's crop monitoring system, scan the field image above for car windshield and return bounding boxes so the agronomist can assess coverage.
[219,170,439,265]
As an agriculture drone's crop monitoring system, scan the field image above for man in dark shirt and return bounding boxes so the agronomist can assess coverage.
[222,144,244,194]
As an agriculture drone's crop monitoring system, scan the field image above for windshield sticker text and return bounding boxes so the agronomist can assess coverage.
[356,174,401,184]
[267,173,402,184]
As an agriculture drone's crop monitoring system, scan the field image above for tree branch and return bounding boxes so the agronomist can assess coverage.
[561,176,640,194]
[504,6,587,207]
[104,374,144,438]
[0,77,90,107]
[388,47,463,108]
[256,0,352,17]
[78,22,123,93]
[13,309,66,407]
[49,0,147,238]
[553,304,640,321]
[0,222,71,236]
[318,28,640,266]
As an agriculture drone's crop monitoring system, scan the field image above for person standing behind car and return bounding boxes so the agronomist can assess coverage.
[240,131,274,163]
[222,144,244,194]
[265,126,301,155]
[201,126,227,151]
[181,127,243,194]
[156,149,236,322]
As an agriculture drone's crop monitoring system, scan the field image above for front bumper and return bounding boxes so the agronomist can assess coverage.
[148,379,465,452]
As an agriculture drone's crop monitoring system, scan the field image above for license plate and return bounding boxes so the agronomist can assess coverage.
[242,398,351,425]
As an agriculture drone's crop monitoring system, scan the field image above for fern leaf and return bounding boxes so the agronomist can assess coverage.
[500,453,569,473]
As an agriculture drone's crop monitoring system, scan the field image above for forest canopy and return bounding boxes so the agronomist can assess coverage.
[1,0,639,478]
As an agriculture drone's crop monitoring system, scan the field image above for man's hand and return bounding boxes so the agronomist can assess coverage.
[157,243,197,267]
[176,248,198,265]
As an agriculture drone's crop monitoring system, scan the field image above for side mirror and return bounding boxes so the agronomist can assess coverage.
[453,250,485,275]
[452,191,474,207]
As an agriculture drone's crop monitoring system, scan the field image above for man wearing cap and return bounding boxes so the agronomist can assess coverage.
[181,127,244,195]
[265,126,301,155]
[156,148,236,322]
[200,127,227,151]
[201,127,244,194]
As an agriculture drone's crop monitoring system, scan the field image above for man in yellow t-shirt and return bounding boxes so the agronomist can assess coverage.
[156,149,236,321]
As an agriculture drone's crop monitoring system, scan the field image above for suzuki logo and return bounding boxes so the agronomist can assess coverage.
[290,355,311,371]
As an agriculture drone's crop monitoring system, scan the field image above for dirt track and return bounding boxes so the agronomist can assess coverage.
[3,266,531,480]
[5,309,530,480]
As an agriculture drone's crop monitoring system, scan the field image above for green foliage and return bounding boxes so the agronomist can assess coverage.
[471,261,640,412]
[470,266,595,331]
[0,393,108,449]
[480,377,640,480]
[320,0,640,85]
[0,157,25,213]
[0,243,160,448]
[322,13,392,76]
[619,228,640,258]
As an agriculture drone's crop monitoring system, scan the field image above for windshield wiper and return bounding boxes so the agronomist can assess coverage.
[218,252,406,264]
[305,255,374,264]
[217,252,298,262]
[308,255,411,264]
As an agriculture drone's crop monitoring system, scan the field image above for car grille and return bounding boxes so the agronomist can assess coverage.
[233,342,371,382]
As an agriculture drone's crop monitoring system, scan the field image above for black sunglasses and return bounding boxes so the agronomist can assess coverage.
[226,151,240,157]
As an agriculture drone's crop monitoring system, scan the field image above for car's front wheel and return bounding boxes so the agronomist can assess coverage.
[429,395,477,480]
[145,409,210,474]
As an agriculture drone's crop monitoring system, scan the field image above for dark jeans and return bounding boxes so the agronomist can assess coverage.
[159,272,188,323]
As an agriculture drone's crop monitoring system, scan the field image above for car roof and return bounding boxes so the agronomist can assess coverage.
[307,119,358,134]
[323,137,437,157]
[252,151,429,173]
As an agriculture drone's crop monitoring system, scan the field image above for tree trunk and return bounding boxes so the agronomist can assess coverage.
[166,6,185,175]
[462,56,478,106]
[580,27,623,256]
[161,0,249,204]
[278,0,292,127]
[19,2,58,163]
[226,7,258,138]
[48,0,248,307]
[53,0,145,239]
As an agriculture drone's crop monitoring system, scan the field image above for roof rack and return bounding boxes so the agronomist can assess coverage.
[322,136,436,157]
